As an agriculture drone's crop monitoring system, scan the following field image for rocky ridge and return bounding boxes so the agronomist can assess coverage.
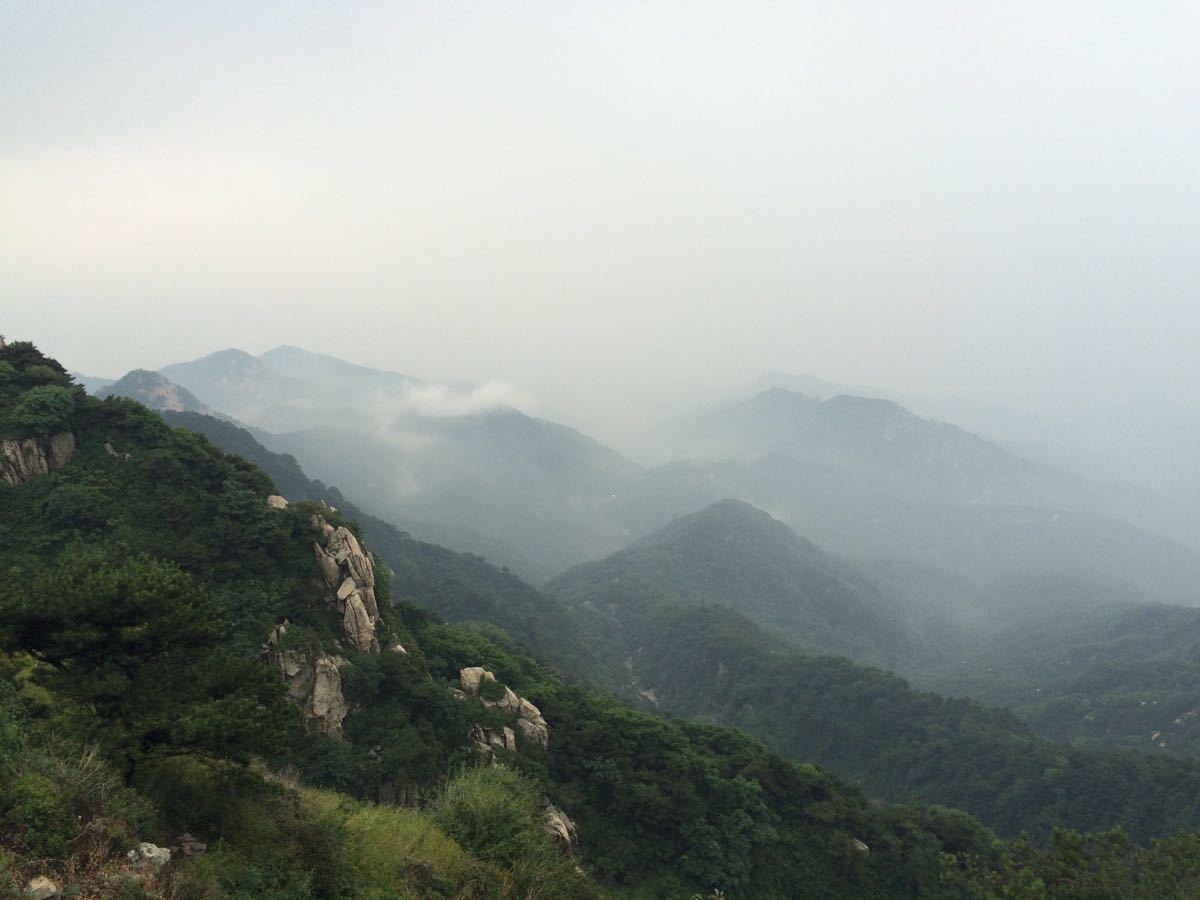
[312,514,382,653]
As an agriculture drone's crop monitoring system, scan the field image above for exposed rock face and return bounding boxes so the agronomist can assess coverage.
[458,666,550,750]
[265,494,289,509]
[264,623,350,739]
[460,666,490,694]
[1,433,75,486]
[469,723,518,761]
[24,876,61,899]
[542,803,579,856]
[127,841,172,868]
[516,715,549,749]
[312,516,381,653]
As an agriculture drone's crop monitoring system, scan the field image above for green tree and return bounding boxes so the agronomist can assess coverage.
[6,383,76,435]
[0,548,290,779]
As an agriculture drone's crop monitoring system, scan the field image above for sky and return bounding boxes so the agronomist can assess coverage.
[3,1,1199,448]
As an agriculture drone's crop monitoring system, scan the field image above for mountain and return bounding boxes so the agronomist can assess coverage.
[256,411,641,573]
[546,500,1200,841]
[100,368,220,416]
[158,347,323,430]
[551,499,918,669]
[257,344,421,391]
[71,372,115,394]
[751,372,1200,512]
[670,387,1200,545]
[156,346,643,572]
[612,452,1200,598]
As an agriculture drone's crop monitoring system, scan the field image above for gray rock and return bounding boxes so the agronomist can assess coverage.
[542,804,579,856]
[460,666,494,695]
[1,432,75,486]
[265,636,351,739]
[24,876,61,899]
[312,516,381,652]
[127,841,172,868]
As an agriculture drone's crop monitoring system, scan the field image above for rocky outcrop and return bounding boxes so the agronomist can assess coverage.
[312,516,381,653]
[542,803,579,856]
[127,841,172,868]
[24,876,61,899]
[1,433,75,486]
[515,700,550,749]
[264,623,350,739]
[265,494,289,509]
[457,667,550,750]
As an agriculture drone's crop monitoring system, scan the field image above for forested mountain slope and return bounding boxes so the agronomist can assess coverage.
[552,499,918,669]
[551,501,1200,841]
[0,339,1047,898]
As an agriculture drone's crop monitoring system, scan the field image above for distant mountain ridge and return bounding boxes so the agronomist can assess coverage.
[661,385,1200,552]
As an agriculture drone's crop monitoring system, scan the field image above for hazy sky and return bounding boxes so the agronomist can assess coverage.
[3,1,1199,444]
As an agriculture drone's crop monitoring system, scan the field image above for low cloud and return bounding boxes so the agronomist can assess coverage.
[371,381,537,422]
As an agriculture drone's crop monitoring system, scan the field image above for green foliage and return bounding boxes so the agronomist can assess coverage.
[5,383,77,436]
[0,548,291,776]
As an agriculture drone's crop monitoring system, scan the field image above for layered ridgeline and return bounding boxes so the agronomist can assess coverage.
[664,386,1200,549]
[10,340,1168,898]
[155,346,638,575]
[550,500,1200,842]
[125,346,1200,596]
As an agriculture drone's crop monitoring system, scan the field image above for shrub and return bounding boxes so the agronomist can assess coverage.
[428,765,599,899]
[3,771,75,857]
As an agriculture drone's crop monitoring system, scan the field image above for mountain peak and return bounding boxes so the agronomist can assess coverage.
[100,368,215,415]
